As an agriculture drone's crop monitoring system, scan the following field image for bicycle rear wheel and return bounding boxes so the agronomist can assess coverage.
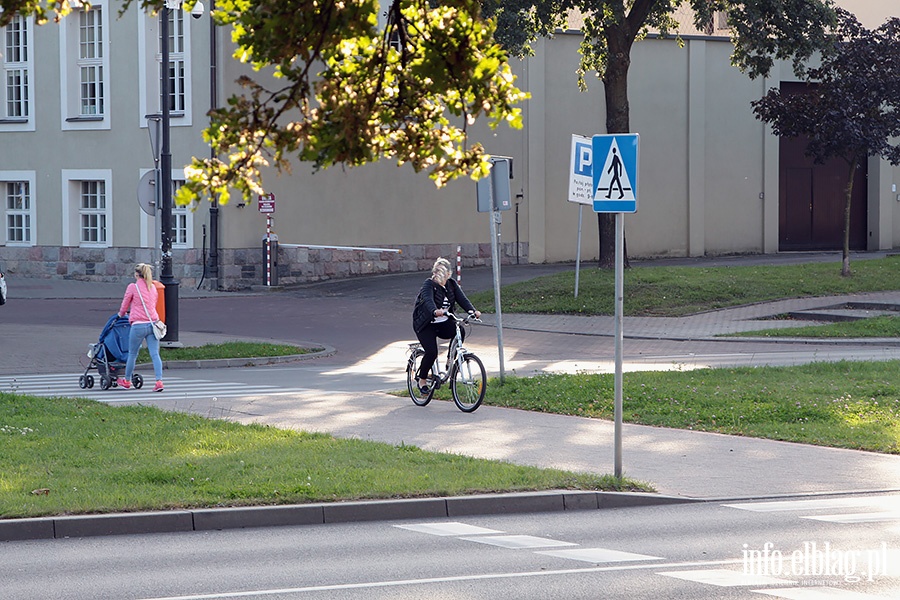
[451,353,486,412]
[407,348,434,406]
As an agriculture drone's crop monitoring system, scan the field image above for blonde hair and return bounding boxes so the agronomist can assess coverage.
[431,257,452,280]
[134,263,154,289]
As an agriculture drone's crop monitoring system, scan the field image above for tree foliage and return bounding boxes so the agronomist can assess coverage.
[485,0,838,268]
[1,0,527,205]
[751,9,900,276]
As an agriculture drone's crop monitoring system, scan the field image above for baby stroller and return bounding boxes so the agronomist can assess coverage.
[78,314,144,390]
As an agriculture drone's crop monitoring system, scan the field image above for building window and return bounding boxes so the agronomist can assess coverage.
[5,180,32,244]
[1,15,34,130]
[78,8,104,116]
[162,10,186,113]
[62,170,111,247]
[138,7,194,127]
[4,16,28,118]
[171,179,193,248]
[1,172,35,246]
[79,180,107,244]
[60,4,110,130]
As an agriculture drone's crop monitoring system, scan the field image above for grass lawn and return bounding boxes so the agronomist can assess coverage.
[466,361,900,454]
[7,257,900,519]
[137,341,322,363]
[468,255,900,317]
[731,315,900,338]
[0,393,646,519]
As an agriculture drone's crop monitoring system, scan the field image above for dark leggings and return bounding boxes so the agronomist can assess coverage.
[416,320,464,380]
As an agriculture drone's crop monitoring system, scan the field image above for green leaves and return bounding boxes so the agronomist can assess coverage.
[3,0,526,204]
[752,9,900,168]
[179,0,528,204]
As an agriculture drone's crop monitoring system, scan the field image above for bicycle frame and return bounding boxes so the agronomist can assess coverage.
[407,311,487,412]
[408,312,471,386]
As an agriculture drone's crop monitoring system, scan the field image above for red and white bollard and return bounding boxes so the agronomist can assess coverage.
[266,215,272,287]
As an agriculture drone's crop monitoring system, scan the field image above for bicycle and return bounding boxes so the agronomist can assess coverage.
[407,312,487,413]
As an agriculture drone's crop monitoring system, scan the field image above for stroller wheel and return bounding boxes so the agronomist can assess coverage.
[86,375,95,388]
[99,376,112,390]
[133,374,144,389]
[79,375,88,389]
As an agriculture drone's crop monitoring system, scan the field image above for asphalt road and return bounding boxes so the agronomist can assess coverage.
[5,493,898,599]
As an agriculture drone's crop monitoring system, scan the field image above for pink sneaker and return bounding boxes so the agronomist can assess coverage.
[154,380,164,392]
[116,378,132,389]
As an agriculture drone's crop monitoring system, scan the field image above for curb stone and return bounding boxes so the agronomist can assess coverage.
[0,491,698,541]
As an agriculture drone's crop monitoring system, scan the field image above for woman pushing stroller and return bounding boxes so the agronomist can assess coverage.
[117,263,164,392]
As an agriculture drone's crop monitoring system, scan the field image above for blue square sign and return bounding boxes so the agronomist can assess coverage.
[592,134,639,213]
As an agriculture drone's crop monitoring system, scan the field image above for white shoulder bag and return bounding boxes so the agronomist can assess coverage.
[135,283,167,340]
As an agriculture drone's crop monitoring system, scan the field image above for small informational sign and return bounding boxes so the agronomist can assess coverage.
[476,158,512,212]
[568,134,594,205]
[258,193,276,214]
[592,134,639,213]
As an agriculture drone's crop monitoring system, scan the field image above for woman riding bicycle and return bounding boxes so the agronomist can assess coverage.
[412,257,481,395]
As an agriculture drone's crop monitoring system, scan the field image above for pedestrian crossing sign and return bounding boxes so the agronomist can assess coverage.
[592,134,639,213]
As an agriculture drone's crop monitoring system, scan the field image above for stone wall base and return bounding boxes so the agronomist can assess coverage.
[0,242,528,290]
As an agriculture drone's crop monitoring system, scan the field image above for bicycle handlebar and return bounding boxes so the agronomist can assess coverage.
[446,311,482,324]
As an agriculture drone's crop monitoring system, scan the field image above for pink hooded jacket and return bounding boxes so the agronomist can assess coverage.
[118,279,160,324]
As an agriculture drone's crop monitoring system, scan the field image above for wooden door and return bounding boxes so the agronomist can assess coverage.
[778,83,867,251]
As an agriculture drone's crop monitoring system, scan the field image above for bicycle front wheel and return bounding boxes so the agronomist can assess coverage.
[451,353,486,412]
[407,348,434,406]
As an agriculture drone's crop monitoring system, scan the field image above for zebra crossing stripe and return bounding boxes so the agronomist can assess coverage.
[0,374,312,400]
[723,497,900,513]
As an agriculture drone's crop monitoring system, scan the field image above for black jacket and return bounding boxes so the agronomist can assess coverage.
[412,278,476,333]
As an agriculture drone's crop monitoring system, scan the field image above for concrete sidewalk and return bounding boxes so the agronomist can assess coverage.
[2,252,900,540]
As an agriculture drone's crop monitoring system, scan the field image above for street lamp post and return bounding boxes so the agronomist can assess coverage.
[158,0,180,345]
[207,0,220,287]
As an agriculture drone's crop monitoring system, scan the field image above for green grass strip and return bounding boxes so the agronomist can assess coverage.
[468,256,900,317]
[0,393,647,518]
[731,315,900,338]
[483,361,900,454]
[137,341,321,363]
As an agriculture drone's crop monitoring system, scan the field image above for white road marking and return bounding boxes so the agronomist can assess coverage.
[135,558,744,600]
[724,497,900,513]
[801,512,900,524]
[0,373,312,401]
[459,534,577,549]
[538,548,663,563]
[394,522,503,536]
[658,568,795,587]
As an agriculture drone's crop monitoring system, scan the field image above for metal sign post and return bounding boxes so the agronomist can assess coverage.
[476,157,512,384]
[591,133,639,479]
[489,210,506,384]
[568,135,594,298]
[614,212,625,478]
[575,205,583,298]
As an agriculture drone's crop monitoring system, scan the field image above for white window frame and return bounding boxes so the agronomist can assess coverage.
[171,177,193,248]
[137,7,194,128]
[0,170,36,246]
[62,169,113,248]
[59,3,111,130]
[1,15,34,132]
[79,180,108,245]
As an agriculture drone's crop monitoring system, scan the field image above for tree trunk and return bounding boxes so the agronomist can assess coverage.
[840,157,858,277]
[598,23,633,270]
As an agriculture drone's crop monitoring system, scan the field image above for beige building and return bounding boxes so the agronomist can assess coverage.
[1,1,898,289]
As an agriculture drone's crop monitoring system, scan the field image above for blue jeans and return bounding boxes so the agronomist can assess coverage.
[125,322,163,382]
